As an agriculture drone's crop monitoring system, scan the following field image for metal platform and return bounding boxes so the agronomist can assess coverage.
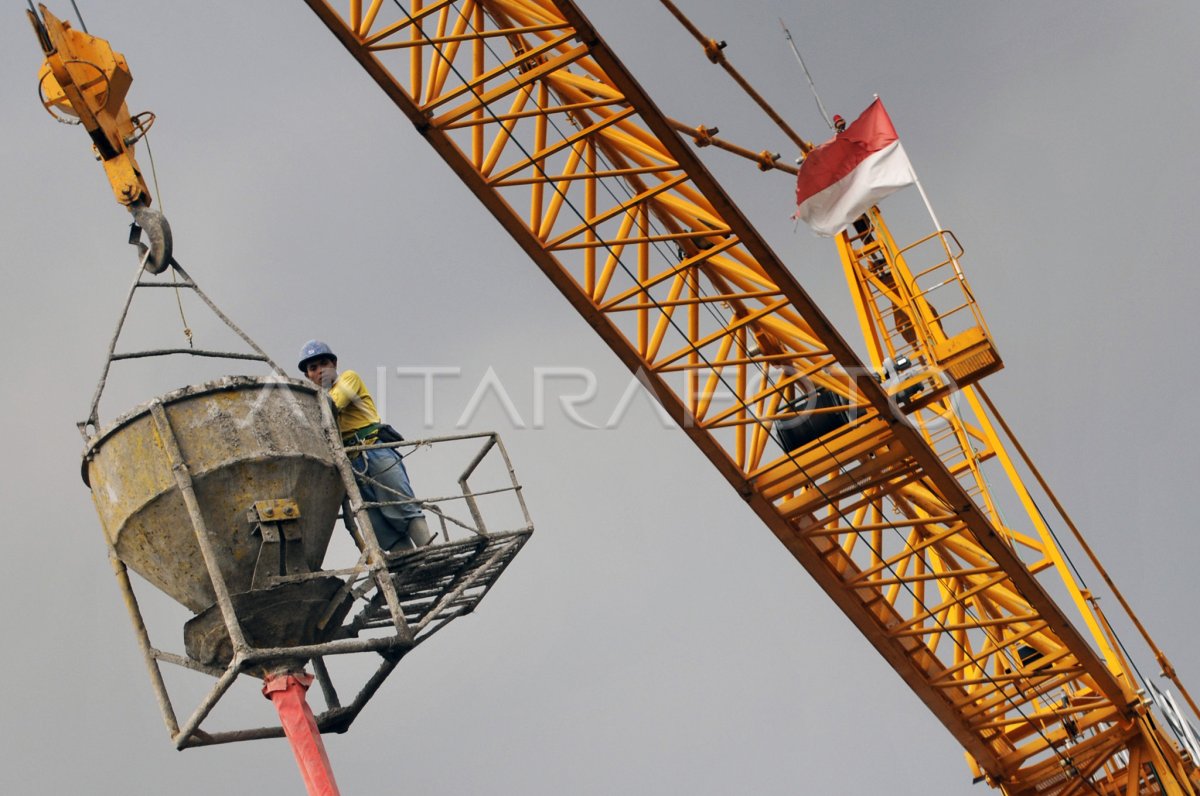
[91,415,533,749]
[75,264,536,752]
[179,526,533,745]
[351,530,532,642]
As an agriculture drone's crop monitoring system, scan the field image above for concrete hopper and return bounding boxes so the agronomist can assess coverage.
[82,376,345,613]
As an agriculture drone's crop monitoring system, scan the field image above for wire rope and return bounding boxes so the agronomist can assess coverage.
[138,125,195,349]
[69,0,88,33]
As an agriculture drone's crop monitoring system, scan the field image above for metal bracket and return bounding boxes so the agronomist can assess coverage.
[249,499,305,588]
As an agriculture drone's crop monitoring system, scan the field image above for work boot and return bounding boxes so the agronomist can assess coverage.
[405,516,434,547]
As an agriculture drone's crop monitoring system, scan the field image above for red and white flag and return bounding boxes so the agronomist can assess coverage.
[794,98,915,237]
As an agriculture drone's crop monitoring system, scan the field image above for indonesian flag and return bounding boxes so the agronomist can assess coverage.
[795,99,915,237]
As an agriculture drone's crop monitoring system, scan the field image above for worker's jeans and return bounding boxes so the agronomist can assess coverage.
[350,447,425,550]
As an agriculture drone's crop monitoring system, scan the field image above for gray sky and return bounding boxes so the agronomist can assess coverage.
[2,1,1199,794]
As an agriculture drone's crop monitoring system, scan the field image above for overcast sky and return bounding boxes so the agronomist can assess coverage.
[2,2,1198,794]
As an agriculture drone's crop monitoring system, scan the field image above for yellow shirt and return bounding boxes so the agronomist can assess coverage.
[328,370,380,436]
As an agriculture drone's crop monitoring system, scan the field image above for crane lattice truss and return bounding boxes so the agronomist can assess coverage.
[304,1,1193,792]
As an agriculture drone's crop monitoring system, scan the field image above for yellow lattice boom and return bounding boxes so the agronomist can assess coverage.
[302,1,1199,792]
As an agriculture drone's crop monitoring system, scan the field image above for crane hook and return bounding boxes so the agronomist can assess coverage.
[128,201,172,274]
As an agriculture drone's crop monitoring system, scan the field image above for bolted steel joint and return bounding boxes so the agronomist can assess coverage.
[703,38,727,63]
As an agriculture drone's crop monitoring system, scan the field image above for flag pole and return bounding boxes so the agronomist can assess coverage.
[909,167,944,233]
[871,95,943,233]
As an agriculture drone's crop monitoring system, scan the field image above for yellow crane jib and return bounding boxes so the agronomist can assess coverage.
[28,4,172,273]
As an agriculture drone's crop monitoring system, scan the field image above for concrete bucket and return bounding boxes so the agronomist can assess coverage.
[82,376,345,614]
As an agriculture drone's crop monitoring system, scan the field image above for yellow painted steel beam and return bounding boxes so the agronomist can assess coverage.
[839,169,1197,792]
[30,6,150,207]
[299,1,1195,790]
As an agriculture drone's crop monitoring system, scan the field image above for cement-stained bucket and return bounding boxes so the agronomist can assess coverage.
[82,376,345,613]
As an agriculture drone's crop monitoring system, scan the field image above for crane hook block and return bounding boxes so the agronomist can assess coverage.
[29,4,151,208]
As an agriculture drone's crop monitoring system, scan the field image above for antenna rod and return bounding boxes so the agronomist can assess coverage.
[779,19,833,131]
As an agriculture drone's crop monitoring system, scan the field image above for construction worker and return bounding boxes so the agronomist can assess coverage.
[298,340,433,551]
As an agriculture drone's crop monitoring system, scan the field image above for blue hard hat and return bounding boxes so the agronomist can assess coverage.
[298,340,337,372]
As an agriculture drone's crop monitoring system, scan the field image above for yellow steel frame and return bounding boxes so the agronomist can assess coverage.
[303,1,1196,792]
[30,5,150,206]
[841,209,1199,793]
